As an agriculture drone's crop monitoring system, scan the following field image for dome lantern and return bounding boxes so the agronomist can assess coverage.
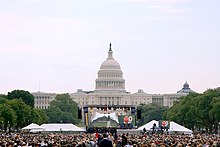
[183,81,189,89]
[108,43,113,59]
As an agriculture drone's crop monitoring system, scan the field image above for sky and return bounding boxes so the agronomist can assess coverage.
[0,0,219,94]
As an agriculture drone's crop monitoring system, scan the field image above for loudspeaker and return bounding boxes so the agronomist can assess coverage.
[131,107,136,115]
[83,107,88,113]
[78,108,82,119]
[137,109,141,119]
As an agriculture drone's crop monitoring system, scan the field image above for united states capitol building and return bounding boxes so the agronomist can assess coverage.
[32,44,193,111]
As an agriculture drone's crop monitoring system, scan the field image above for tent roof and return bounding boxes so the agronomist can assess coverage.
[22,123,42,130]
[92,112,119,123]
[137,120,193,134]
[137,120,158,131]
[40,123,84,132]
[169,121,193,133]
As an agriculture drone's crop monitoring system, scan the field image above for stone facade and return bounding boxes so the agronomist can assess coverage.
[32,92,56,109]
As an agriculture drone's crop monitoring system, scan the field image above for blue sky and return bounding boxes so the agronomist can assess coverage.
[0,0,219,94]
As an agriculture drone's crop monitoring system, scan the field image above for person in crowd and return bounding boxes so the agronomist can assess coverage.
[99,133,113,147]
[122,133,128,146]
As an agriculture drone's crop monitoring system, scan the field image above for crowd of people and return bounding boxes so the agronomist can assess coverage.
[0,132,220,147]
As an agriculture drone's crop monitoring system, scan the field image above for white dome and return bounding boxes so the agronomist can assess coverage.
[100,59,121,70]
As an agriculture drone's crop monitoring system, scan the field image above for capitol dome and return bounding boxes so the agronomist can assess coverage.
[100,59,121,70]
[100,43,121,70]
[95,44,125,92]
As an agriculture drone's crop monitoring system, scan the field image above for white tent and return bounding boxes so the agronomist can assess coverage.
[40,123,84,132]
[22,123,44,130]
[169,121,193,134]
[137,120,158,131]
[137,120,193,134]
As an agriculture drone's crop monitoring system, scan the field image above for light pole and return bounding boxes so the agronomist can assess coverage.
[7,121,9,132]
[1,121,3,132]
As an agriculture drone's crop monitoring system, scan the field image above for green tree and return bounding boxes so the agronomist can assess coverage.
[165,92,201,130]
[209,96,220,133]
[0,97,5,130]
[7,90,34,107]
[197,89,220,132]
[0,103,16,131]
[47,94,79,124]
[165,88,220,133]
[46,107,63,123]
[210,96,220,121]
[139,103,168,126]
[164,101,180,122]
[9,99,32,129]
[0,94,7,99]
[31,108,48,125]
[0,97,9,104]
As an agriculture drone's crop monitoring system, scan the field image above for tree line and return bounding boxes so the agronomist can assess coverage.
[0,90,79,131]
[138,88,220,133]
[164,88,220,133]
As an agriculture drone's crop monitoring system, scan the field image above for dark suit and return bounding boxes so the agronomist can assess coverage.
[99,138,113,147]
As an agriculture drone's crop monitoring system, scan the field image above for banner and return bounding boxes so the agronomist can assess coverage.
[118,115,135,129]
[159,120,170,129]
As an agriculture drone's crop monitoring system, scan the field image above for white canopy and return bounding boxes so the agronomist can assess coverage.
[92,112,119,123]
[138,120,193,134]
[40,123,84,132]
[22,123,43,130]
[137,120,158,131]
[169,121,193,134]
